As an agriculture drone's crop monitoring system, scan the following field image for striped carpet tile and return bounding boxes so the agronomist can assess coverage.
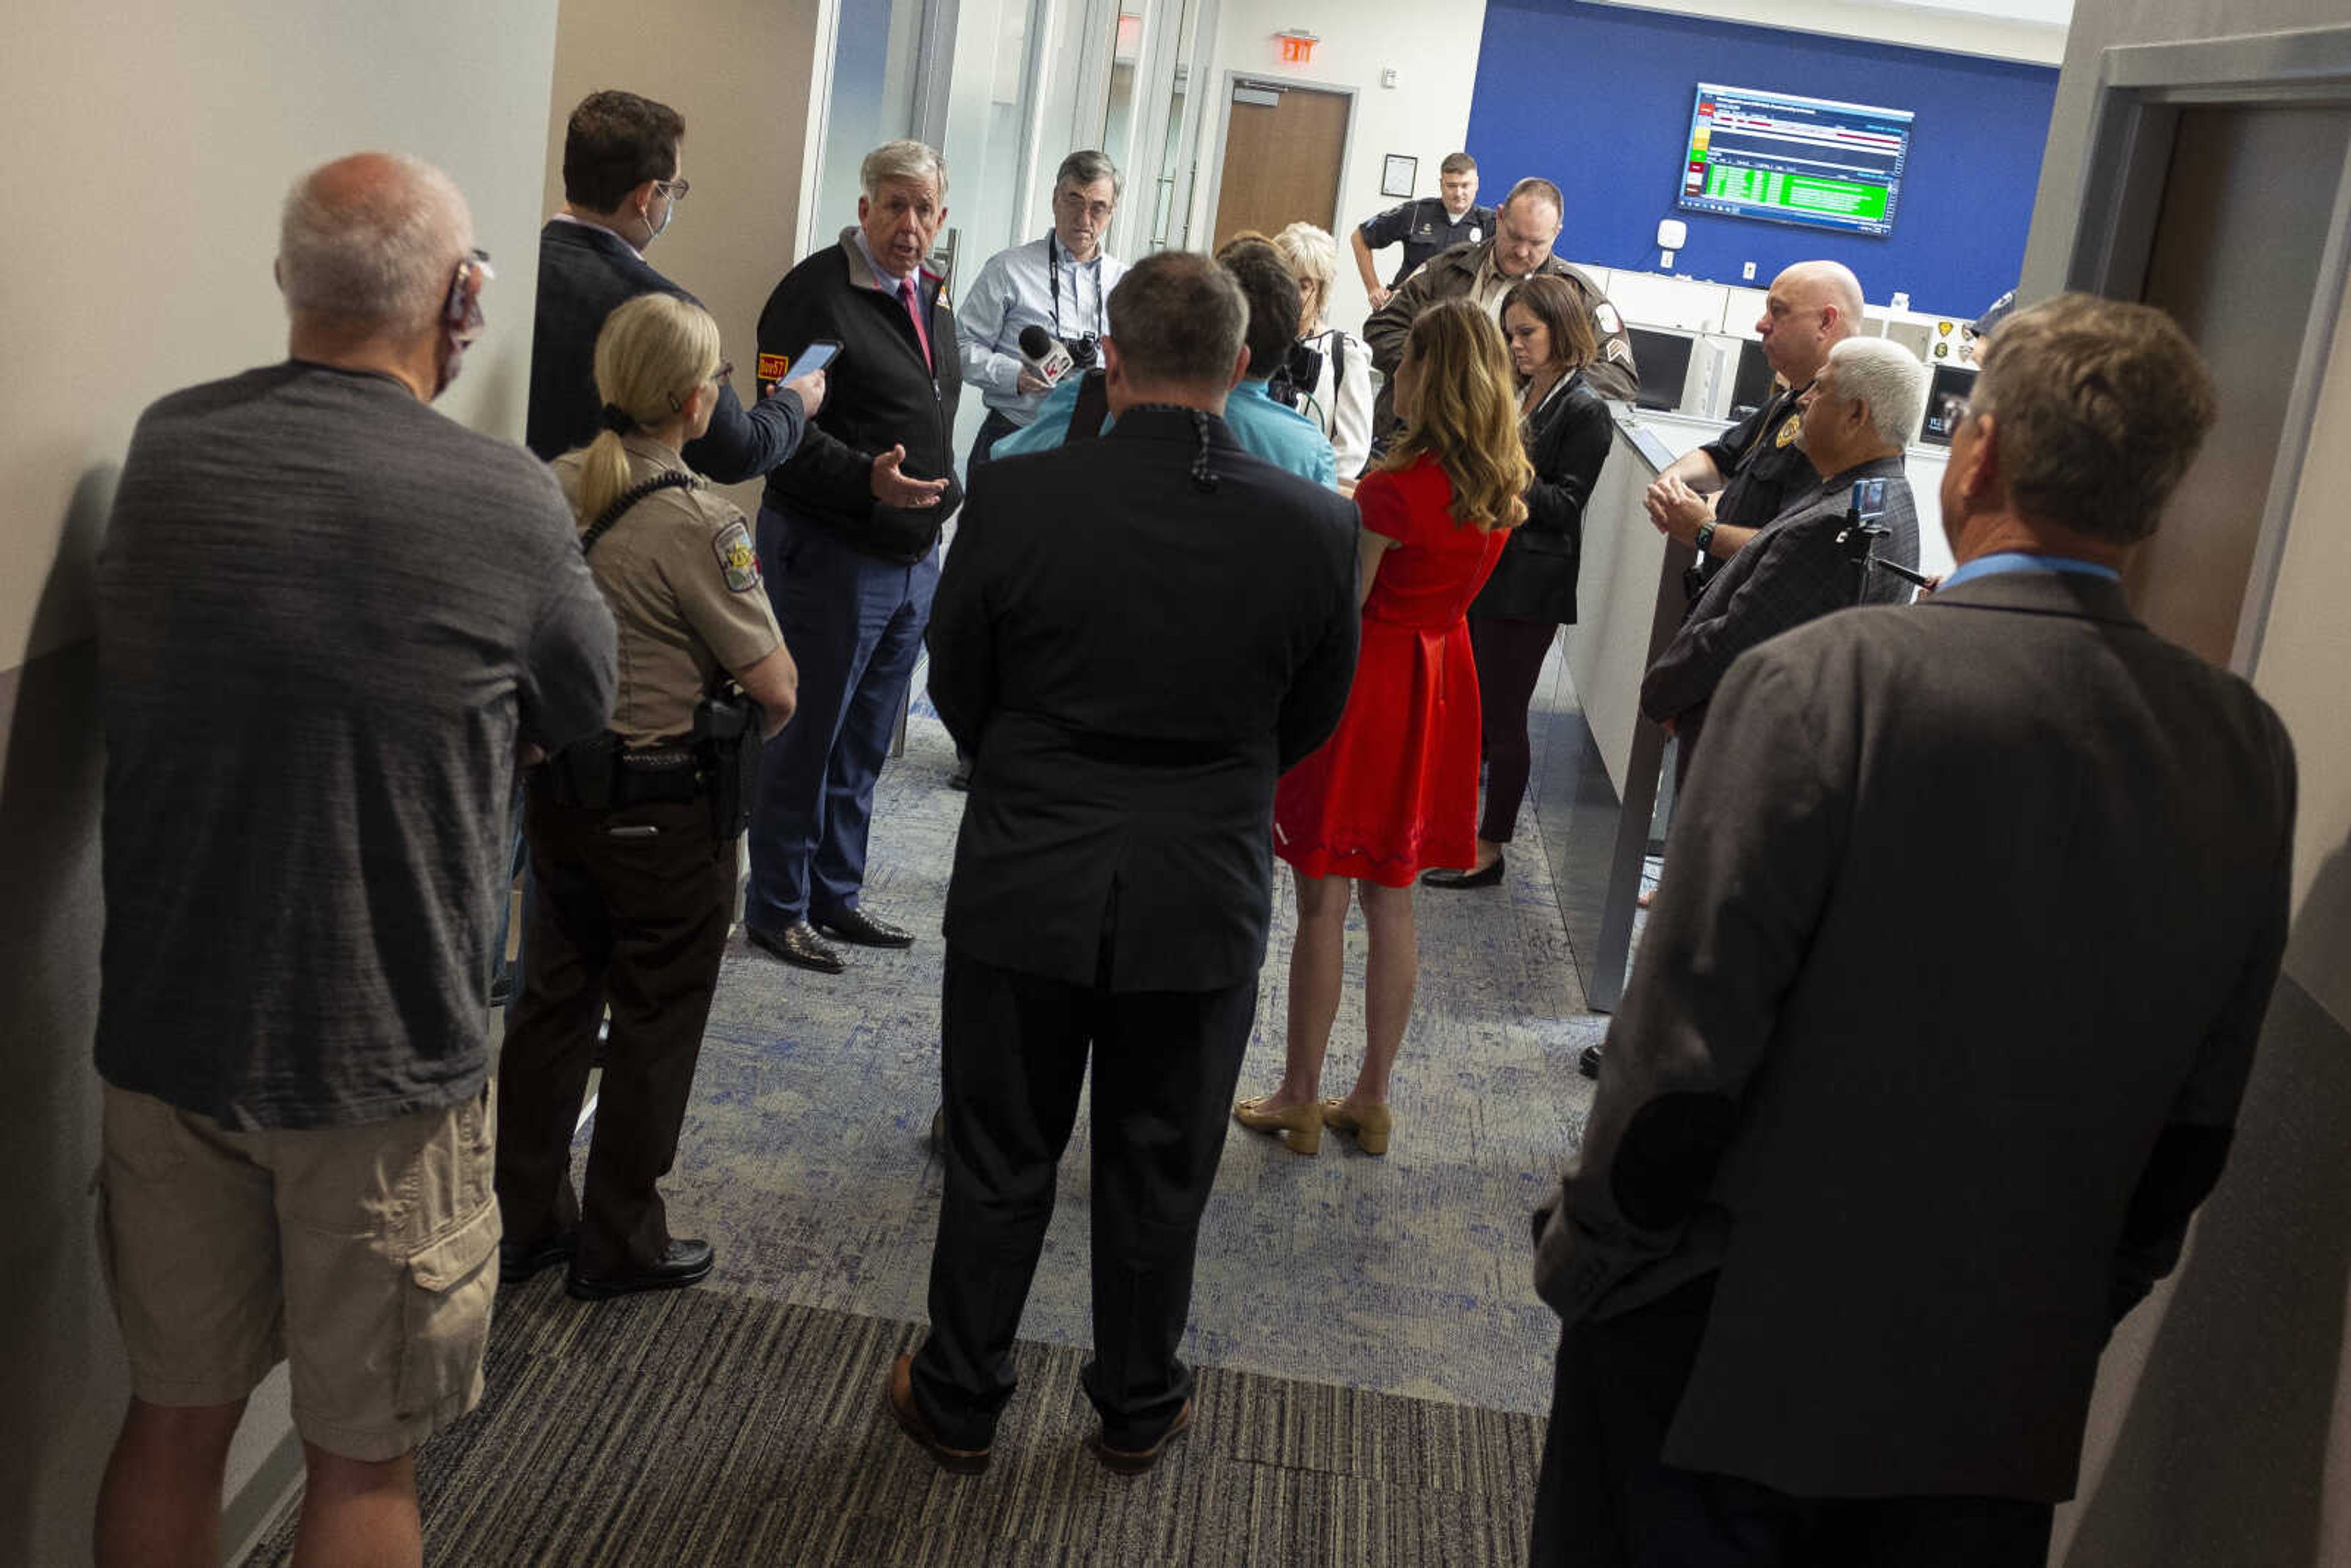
[240,1282,1543,1567]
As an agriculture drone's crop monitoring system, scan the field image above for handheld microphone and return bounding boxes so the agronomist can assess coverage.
[1016,324,1076,388]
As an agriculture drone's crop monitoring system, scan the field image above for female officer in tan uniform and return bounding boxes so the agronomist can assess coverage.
[495,293,819,1299]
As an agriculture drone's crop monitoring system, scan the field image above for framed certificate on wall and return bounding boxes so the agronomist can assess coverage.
[1381,154,1417,198]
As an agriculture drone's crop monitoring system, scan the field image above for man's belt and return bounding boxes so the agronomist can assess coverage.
[541,734,708,809]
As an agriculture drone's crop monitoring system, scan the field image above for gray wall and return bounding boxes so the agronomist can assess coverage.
[0,4,562,1558]
[2023,1,2351,1562]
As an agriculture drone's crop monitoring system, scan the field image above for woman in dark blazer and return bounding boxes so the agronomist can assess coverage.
[1423,273,1613,889]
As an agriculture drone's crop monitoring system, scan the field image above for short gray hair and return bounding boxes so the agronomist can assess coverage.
[279,152,471,333]
[1055,149,1123,201]
[861,138,949,203]
[1825,337,1930,449]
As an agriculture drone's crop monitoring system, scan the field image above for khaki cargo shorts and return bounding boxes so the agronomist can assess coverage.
[96,1081,501,1462]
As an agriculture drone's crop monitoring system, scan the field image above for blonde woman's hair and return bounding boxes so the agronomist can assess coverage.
[1381,298,1532,531]
[576,293,722,525]
[1272,222,1338,326]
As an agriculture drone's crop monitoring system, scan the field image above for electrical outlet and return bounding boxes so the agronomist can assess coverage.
[1660,249,1676,269]
[1742,261,1757,280]
[1381,67,1398,88]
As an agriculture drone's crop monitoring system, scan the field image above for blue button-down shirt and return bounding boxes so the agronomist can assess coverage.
[991,375,1340,488]
[1941,550,2123,590]
[954,234,1127,424]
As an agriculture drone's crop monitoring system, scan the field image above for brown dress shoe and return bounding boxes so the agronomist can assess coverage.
[1096,1398,1193,1476]
[885,1353,991,1474]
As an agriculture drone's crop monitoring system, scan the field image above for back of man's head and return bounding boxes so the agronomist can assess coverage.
[279,152,470,337]
[564,89,685,212]
[1105,252,1246,389]
[1216,239,1303,383]
[1974,293,2216,544]
[1823,337,1930,452]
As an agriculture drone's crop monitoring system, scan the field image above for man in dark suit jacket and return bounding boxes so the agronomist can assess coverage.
[527,89,820,473]
[1528,294,2298,1567]
[1640,336,1928,781]
[741,140,965,975]
[887,252,1359,1477]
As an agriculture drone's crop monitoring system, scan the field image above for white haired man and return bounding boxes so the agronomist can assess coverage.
[746,140,962,975]
[91,152,617,1566]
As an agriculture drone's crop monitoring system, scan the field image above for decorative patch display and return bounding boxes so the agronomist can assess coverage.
[713,520,760,593]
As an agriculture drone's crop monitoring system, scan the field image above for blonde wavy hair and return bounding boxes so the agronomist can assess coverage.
[1381,298,1531,530]
[577,293,722,524]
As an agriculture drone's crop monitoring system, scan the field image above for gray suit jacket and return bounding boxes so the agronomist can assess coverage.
[1535,570,2296,1502]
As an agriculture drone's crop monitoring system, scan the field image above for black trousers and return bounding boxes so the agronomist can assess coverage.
[1470,615,1558,844]
[1531,1275,2055,1568]
[494,780,734,1278]
[910,947,1257,1451]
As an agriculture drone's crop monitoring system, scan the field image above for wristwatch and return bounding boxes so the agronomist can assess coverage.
[1693,519,1717,558]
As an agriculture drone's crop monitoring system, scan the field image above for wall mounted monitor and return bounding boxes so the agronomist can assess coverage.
[1679,83,1914,238]
[1727,339,1776,421]
[1919,364,1977,446]
[1625,327,1696,413]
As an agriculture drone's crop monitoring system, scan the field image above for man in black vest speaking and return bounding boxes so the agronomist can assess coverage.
[887,252,1360,1476]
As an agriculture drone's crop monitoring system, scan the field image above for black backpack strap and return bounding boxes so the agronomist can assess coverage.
[580,470,699,556]
[1067,369,1112,443]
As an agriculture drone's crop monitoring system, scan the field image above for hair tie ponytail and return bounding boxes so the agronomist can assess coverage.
[599,402,637,435]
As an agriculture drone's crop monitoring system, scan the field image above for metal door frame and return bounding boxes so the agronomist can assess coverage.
[2064,24,2351,675]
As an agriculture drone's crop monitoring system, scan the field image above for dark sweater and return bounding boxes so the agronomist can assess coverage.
[527,219,805,481]
[756,234,963,562]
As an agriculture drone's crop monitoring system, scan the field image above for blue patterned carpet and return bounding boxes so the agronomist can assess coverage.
[648,665,1605,1418]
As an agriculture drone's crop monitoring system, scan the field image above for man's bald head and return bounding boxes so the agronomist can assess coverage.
[279,152,473,336]
[1756,260,1864,386]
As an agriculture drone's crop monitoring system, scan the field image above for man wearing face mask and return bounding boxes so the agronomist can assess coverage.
[528,89,827,472]
[954,149,1128,468]
[89,152,616,1567]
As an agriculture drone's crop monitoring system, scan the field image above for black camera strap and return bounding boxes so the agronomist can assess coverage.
[580,471,699,557]
[1047,233,1108,344]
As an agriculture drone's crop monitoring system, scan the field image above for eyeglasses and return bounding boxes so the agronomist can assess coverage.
[711,361,733,386]
[654,177,691,203]
[445,248,493,332]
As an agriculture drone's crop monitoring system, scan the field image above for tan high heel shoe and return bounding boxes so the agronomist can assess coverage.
[1233,1096,1323,1155]
[1320,1100,1393,1156]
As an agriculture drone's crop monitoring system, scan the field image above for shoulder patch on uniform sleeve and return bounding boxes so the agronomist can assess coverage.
[756,352,792,384]
[1775,414,1804,448]
[712,519,761,593]
[1594,303,1623,336]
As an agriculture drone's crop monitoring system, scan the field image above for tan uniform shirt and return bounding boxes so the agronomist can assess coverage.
[551,437,783,747]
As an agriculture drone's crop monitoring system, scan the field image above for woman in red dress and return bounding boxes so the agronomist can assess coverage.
[1234,298,1532,1157]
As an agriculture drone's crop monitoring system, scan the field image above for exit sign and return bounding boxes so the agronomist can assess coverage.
[1277,30,1318,64]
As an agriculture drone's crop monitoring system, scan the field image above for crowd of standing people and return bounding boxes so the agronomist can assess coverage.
[82,86,2297,1568]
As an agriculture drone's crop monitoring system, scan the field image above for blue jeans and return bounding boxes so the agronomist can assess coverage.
[744,506,938,930]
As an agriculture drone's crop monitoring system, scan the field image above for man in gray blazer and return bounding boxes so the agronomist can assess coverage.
[1529,294,2298,1567]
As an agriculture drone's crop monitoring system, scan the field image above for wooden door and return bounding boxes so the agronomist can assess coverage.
[1210,79,1350,249]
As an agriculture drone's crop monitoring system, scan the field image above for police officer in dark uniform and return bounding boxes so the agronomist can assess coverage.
[495,294,809,1299]
[1351,152,1496,310]
[1644,260,1864,598]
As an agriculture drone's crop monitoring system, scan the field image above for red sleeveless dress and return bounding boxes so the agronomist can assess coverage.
[1274,454,1508,887]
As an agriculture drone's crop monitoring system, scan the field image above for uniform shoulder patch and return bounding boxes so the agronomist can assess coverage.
[1593,302,1623,336]
[756,351,792,384]
[712,518,761,593]
[1775,414,1804,448]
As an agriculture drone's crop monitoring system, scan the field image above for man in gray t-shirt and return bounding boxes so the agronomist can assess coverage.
[90,153,615,1564]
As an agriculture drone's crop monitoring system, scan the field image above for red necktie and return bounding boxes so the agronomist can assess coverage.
[898,277,932,372]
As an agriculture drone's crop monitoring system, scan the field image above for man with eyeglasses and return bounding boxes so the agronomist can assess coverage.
[529,88,827,470]
[89,152,617,1567]
[954,149,1130,468]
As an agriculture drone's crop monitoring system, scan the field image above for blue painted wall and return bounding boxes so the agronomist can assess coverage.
[1464,0,2058,318]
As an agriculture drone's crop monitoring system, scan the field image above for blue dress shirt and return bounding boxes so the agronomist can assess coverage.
[1941,550,2123,590]
[992,375,1339,488]
[954,234,1127,425]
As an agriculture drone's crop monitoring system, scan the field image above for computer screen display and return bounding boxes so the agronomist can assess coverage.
[1678,83,1914,238]
[1920,364,1977,446]
[1727,339,1775,421]
[1625,328,1695,413]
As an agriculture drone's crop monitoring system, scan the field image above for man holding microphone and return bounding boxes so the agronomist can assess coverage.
[953,151,1128,468]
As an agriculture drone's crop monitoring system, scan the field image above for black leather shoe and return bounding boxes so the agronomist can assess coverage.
[1422,854,1505,890]
[566,1238,715,1301]
[498,1229,576,1289]
[747,920,844,974]
[818,907,915,948]
[1578,1045,1604,1080]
